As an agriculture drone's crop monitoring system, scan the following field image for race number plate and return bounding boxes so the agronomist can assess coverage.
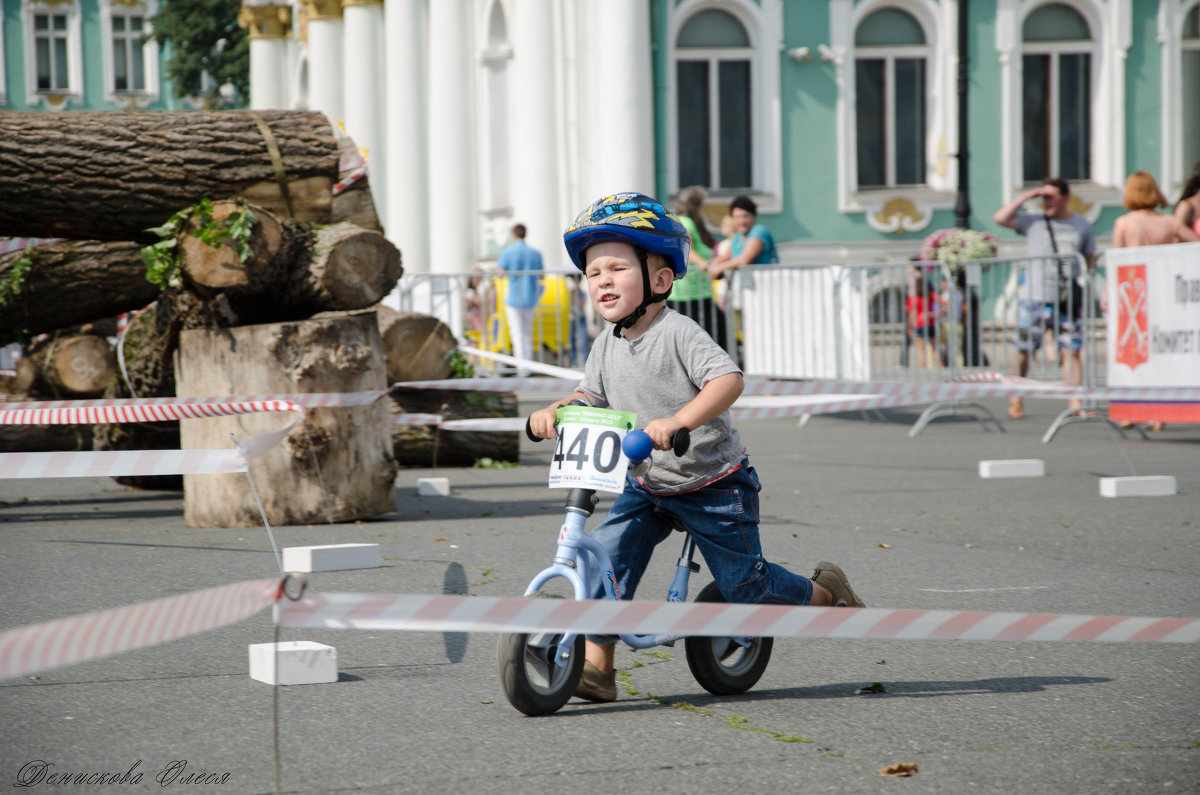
[548,405,636,493]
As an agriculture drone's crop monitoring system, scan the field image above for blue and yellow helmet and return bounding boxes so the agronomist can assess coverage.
[563,192,691,277]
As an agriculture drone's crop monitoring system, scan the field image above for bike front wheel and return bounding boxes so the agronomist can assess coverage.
[684,581,773,695]
[497,631,585,716]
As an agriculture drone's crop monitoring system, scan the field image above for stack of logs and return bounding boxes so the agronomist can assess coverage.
[0,110,517,527]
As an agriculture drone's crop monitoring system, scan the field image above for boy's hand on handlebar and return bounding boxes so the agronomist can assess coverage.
[528,405,561,440]
[644,417,687,451]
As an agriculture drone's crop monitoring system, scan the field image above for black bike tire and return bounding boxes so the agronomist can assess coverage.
[684,581,773,695]
[497,631,586,716]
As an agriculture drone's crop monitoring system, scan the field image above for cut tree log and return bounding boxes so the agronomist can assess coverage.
[176,202,400,320]
[285,221,402,316]
[176,312,397,528]
[13,334,114,398]
[0,423,93,454]
[91,300,184,490]
[176,200,295,297]
[390,387,518,467]
[371,309,517,465]
[0,110,380,240]
[0,239,158,343]
[375,306,456,384]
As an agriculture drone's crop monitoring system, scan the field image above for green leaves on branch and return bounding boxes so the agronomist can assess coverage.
[448,348,475,379]
[140,198,258,290]
[0,255,32,308]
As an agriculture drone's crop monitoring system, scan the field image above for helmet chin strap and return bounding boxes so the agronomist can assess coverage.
[613,248,673,337]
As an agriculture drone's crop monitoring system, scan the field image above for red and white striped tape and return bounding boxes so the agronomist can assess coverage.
[5,374,1199,478]
[5,584,1194,680]
[0,398,302,427]
[0,579,281,680]
[0,398,307,479]
[278,593,1200,644]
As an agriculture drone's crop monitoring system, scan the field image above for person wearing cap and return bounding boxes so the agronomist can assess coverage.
[528,192,864,703]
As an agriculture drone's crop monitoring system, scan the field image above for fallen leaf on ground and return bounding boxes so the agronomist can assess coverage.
[856,682,888,694]
[879,763,919,777]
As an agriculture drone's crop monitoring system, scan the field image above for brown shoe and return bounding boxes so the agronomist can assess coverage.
[575,660,616,702]
[812,561,865,608]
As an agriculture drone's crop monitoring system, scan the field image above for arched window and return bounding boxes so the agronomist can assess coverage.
[675,9,753,190]
[854,7,929,188]
[1183,4,1200,172]
[1021,3,1092,182]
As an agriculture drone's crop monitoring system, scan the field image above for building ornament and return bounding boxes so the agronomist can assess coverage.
[303,0,342,22]
[237,4,292,40]
[865,196,934,234]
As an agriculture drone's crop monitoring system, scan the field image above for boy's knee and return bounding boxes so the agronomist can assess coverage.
[714,558,769,604]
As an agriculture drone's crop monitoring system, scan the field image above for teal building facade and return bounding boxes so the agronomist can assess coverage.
[0,0,178,111]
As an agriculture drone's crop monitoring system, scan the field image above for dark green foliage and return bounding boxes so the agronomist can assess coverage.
[148,0,249,108]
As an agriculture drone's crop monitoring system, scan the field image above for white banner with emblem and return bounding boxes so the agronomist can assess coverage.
[1105,241,1200,424]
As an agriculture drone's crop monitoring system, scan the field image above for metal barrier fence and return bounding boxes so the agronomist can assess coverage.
[393,270,591,375]
[726,253,1109,439]
[394,255,1111,441]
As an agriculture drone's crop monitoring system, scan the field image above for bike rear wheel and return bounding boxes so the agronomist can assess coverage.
[497,631,585,716]
[684,581,773,695]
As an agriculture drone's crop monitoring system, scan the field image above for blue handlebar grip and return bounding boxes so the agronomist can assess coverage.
[622,429,654,463]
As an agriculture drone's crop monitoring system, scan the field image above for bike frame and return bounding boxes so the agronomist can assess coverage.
[522,486,722,668]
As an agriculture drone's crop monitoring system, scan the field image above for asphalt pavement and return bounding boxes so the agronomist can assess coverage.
[1,396,1198,794]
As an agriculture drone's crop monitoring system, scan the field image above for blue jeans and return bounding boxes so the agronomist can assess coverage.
[588,462,815,607]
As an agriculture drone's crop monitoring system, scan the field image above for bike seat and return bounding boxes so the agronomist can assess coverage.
[654,508,688,534]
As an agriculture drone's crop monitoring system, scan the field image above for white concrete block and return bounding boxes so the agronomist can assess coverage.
[417,477,450,496]
[979,459,1045,478]
[249,641,337,685]
[281,543,381,573]
[1099,476,1177,498]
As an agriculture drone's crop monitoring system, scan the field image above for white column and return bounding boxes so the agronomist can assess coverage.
[581,0,654,199]
[342,0,386,222]
[304,0,345,124]
[384,0,428,273]
[238,3,291,109]
[509,0,560,269]
[427,1,474,274]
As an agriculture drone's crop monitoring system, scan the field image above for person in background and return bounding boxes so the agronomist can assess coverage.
[1111,171,1178,431]
[1172,163,1200,243]
[993,178,1096,420]
[1112,171,1177,248]
[906,270,939,369]
[669,186,727,350]
[708,195,778,280]
[497,223,544,376]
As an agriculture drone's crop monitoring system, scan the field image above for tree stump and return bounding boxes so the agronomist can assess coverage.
[176,312,397,528]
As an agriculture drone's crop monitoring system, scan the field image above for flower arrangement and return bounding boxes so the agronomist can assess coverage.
[919,227,998,270]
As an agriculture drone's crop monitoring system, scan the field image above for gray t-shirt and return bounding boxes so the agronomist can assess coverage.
[578,308,744,494]
[1015,212,1096,303]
